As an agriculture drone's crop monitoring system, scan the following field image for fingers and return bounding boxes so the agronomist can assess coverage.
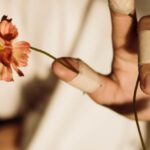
[108,0,137,51]
[53,58,101,93]
[52,58,119,105]
[68,60,101,93]
[52,58,78,82]
[138,16,150,94]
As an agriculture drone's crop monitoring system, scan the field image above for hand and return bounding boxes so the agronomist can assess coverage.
[52,0,150,121]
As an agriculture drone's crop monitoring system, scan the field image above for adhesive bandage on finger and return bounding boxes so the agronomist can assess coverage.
[109,0,135,15]
[68,61,101,93]
[139,30,150,65]
[138,17,150,65]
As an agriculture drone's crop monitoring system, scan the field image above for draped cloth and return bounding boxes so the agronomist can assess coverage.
[0,0,148,150]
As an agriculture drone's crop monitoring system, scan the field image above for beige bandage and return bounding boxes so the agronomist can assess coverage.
[68,61,101,93]
[139,30,150,65]
[109,0,134,15]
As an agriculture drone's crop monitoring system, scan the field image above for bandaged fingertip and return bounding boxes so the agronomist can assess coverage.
[139,16,150,65]
[109,0,134,15]
[68,61,101,93]
[139,30,150,65]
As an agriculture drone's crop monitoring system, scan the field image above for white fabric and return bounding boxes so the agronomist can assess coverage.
[139,30,150,65]
[109,0,134,15]
[0,0,147,150]
[69,61,101,93]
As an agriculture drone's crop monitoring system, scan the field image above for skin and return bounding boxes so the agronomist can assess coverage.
[52,2,150,121]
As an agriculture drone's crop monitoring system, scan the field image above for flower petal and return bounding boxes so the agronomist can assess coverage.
[0,37,5,48]
[12,41,30,67]
[0,47,12,67]
[0,20,18,40]
[0,63,13,81]
[11,62,24,77]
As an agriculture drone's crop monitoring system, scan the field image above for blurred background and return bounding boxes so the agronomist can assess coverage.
[0,0,149,150]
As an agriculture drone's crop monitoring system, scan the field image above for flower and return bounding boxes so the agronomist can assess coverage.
[0,15,30,81]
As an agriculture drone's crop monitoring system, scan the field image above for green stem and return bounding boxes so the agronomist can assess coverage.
[30,46,79,73]
[133,74,146,150]
[30,46,57,60]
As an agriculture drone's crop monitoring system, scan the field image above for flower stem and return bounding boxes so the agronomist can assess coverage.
[30,46,57,60]
[30,46,79,73]
[133,74,146,150]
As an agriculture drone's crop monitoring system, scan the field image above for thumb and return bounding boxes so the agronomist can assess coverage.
[138,16,150,94]
[52,57,119,104]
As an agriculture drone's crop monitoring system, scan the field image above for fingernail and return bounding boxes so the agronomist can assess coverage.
[57,58,79,74]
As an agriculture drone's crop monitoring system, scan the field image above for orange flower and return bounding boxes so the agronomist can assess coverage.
[0,15,30,81]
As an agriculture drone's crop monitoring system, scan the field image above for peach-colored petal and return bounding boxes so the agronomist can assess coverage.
[11,62,24,77]
[0,37,5,48]
[12,41,30,67]
[0,63,3,80]
[0,20,7,34]
[0,47,12,66]
[0,63,13,81]
[3,21,10,35]
[0,20,18,40]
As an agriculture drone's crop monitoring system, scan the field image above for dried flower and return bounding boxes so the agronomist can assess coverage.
[0,15,30,81]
